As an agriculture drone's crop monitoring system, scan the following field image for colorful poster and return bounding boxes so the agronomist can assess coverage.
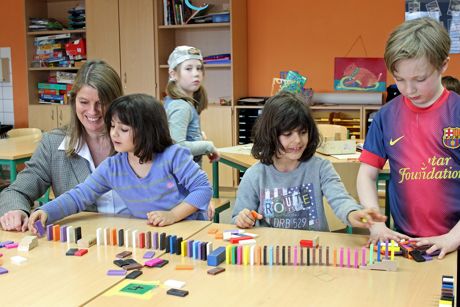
[334,57,386,92]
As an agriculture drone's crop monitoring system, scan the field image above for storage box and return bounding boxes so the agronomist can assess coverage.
[317,139,357,155]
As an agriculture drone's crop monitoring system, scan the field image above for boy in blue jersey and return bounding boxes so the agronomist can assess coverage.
[357,17,460,259]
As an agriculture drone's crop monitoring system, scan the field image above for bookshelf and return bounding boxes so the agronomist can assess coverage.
[25,0,86,131]
[154,0,247,188]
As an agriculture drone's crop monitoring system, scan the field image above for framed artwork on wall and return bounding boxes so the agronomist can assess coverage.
[334,57,387,92]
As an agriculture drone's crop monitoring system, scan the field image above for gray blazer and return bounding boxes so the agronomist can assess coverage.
[0,128,97,216]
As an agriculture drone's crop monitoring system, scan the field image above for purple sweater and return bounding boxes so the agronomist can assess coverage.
[40,144,212,223]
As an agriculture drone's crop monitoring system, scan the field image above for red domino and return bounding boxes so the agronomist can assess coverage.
[229,236,253,244]
[75,249,88,256]
[139,233,145,249]
[300,240,314,248]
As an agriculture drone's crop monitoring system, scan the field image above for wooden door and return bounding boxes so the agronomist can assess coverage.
[118,0,156,95]
[86,0,121,74]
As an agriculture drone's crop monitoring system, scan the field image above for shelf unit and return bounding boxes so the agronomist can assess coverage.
[235,101,383,143]
[154,0,247,188]
[25,0,85,131]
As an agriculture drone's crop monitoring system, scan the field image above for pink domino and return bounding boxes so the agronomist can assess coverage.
[144,258,163,267]
[5,243,18,249]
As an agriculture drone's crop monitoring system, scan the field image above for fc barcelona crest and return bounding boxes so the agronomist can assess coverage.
[442,127,460,149]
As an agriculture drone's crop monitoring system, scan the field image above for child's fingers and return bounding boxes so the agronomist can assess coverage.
[157,217,166,227]
[437,248,447,260]
[236,211,254,229]
[150,215,162,226]
[367,210,387,223]
[40,214,47,226]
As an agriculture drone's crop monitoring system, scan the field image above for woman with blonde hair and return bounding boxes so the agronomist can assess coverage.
[0,60,127,231]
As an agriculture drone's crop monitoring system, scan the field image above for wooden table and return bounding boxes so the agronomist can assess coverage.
[0,134,42,181]
[0,213,211,306]
[88,223,457,307]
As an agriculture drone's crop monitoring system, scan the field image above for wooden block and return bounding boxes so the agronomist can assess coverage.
[74,249,88,256]
[207,227,218,234]
[111,228,117,246]
[215,231,223,239]
[175,264,194,270]
[123,263,143,271]
[18,236,38,252]
[52,225,60,241]
[67,226,74,243]
[77,236,97,248]
[139,232,145,249]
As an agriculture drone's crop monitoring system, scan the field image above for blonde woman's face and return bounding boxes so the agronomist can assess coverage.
[75,85,105,135]
[173,59,203,97]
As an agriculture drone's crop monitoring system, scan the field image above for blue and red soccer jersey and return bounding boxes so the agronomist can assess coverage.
[360,89,460,237]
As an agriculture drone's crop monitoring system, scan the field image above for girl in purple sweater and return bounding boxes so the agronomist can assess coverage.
[29,94,212,231]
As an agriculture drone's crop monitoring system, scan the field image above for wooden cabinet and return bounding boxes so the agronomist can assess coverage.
[29,104,70,131]
[86,0,156,95]
[154,0,247,188]
[86,0,120,73]
[201,105,234,187]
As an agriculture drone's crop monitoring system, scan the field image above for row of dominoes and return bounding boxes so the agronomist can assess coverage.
[203,244,397,271]
[45,224,82,243]
[94,228,215,258]
[96,228,156,249]
[439,275,455,307]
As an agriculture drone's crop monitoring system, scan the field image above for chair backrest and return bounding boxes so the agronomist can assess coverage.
[317,124,348,140]
[7,128,42,138]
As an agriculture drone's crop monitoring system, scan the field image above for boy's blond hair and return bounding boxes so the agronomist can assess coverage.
[384,17,450,74]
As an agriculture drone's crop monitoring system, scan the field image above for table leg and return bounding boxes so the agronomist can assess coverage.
[212,161,219,198]
[9,160,17,182]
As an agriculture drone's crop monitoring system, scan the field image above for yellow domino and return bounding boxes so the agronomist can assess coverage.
[181,240,187,257]
[226,245,232,264]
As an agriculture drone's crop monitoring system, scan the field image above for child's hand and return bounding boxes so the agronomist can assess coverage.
[413,233,459,259]
[146,211,177,227]
[207,150,220,163]
[0,210,29,232]
[235,209,263,229]
[28,210,48,234]
[367,222,410,246]
[348,208,387,228]
[207,202,215,221]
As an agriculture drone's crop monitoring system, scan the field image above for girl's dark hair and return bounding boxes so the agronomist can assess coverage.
[251,91,320,165]
[104,94,173,163]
